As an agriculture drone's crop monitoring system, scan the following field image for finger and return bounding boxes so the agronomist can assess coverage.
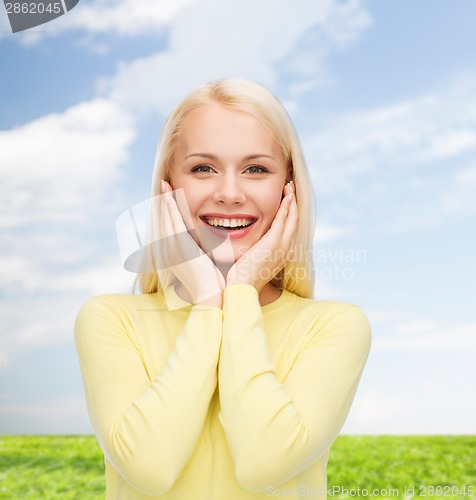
[164,189,191,237]
[173,188,195,231]
[267,194,296,256]
[155,191,170,270]
[282,180,294,197]
[162,193,174,237]
[160,180,175,233]
[164,189,205,266]
[164,195,196,258]
[163,182,194,233]
[159,187,181,271]
[282,195,298,248]
[165,185,204,251]
[271,192,294,230]
[165,194,187,234]
[256,193,292,252]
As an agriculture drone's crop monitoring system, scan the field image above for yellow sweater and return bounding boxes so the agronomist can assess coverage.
[74,284,371,499]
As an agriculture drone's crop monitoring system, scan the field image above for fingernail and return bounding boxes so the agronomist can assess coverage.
[160,179,165,194]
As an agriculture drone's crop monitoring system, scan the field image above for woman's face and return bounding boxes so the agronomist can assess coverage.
[169,103,288,263]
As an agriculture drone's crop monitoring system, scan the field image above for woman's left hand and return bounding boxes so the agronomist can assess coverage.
[226,181,298,292]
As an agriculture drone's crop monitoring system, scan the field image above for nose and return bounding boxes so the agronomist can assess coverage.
[212,174,246,205]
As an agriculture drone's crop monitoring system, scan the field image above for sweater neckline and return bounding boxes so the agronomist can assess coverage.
[162,283,293,312]
[261,287,294,313]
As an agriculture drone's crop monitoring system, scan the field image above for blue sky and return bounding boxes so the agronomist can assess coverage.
[1,0,475,434]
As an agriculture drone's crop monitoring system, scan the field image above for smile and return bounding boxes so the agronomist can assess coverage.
[199,215,258,239]
[201,216,256,230]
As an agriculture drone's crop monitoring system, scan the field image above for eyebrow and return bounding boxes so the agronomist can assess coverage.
[185,153,276,161]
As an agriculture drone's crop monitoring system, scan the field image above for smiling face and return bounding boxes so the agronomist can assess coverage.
[169,102,288,263]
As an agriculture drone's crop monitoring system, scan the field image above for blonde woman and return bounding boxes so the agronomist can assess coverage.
[75,79,371,499]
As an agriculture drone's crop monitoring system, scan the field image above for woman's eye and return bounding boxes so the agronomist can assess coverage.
[246,165,268,174]
[191,164,213,173]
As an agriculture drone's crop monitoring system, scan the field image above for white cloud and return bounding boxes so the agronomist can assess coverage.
[0,258,134,364]
[314,224,346,243]
[301,73,476,232]
[373,322,476,352]
[420,129,476,161]
[1,0,196,45]
[0,397,92,433]
[102,0,371,115]
[304,74,476,196]
[0,349,7,367]
[64,0,196,36]
[0,296,80,366]
[365,310,405,323]
[343,390,403,433]
[52,261,134,295]
[394,320,437,336]
[453,164,476,184]
[0,397,85,417]
[0,252,133,297]
[0,98,135,227]
[0,258,134,366]
[2,0,371,63]
[345,388,476,434]
[0,99,137,363]
[440,164,476,215]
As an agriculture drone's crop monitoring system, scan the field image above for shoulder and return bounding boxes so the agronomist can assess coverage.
[75,293,139,321]
[75,292,165,318]
[282,289,369,324]
[74,292,166,343]
[283,292,372,348]
[305,298,370,328]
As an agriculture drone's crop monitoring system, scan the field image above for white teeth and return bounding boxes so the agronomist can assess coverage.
[204,217,254,228]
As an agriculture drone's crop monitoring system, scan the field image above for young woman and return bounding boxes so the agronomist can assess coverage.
[75,79,371,499]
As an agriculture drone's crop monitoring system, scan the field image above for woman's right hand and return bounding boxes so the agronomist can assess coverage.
[156,180,225,307]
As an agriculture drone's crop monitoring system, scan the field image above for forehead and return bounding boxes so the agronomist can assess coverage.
[176,103,281,155]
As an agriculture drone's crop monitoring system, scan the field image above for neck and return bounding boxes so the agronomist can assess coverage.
[174,281,281,307]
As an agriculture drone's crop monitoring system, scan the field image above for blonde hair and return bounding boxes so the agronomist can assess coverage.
[134,79,315,298]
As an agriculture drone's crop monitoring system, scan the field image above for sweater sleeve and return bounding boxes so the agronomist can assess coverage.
[218,285,371,492]
[74,295,223,496]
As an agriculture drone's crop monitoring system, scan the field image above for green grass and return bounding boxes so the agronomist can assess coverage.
[327,436,476,499]
[0,435,104,499]
[0,435,474,499]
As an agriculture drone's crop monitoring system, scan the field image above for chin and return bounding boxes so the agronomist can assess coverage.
[193,225,251,260]
[211,243,247,264]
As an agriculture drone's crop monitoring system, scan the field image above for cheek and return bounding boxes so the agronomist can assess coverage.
[171,181,202,216]
[260,190,283,225]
